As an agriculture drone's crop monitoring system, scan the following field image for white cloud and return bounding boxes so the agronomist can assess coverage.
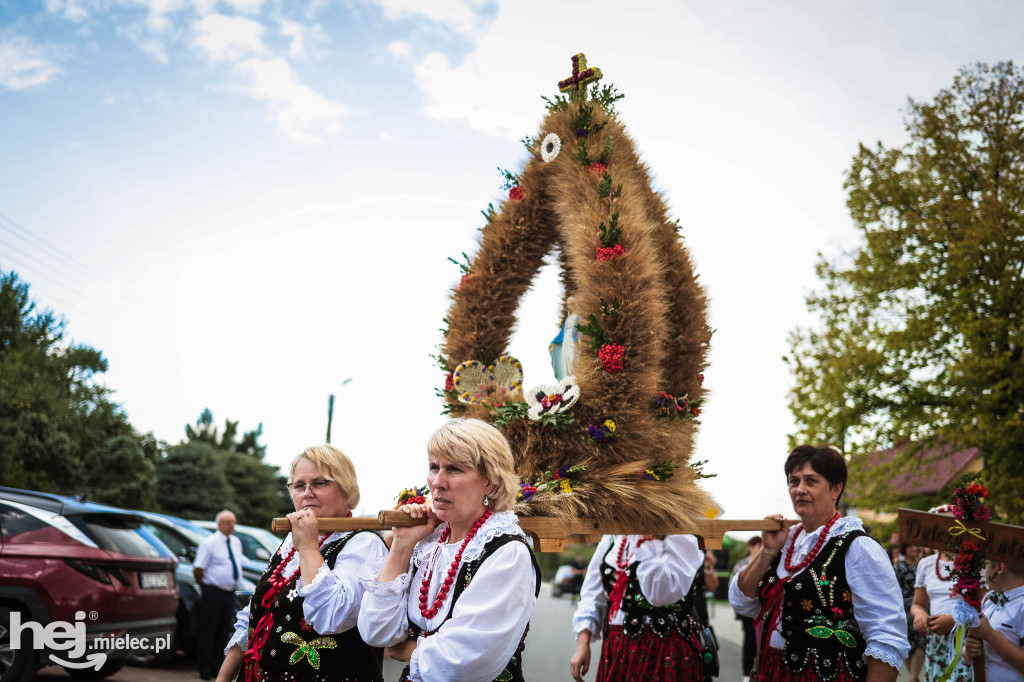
[368,0,491,37]
[222,0,265,14]
[0,37,60,91]
[194,13,267,61]
[137,0,191,32]
[277,18,306,59]
[191,14,346,145]
[44,0,90,22]
[236,56,347,145]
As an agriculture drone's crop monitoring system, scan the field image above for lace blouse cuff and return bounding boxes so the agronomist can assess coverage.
[864,643,903,670]
[297,563,336,597]
[225,625,247,654]
[358,555,411,599]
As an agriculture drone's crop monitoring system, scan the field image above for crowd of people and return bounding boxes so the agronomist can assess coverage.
[193,422,1024,682]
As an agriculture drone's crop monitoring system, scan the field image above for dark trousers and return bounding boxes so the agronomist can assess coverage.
[740,615,757,675]
[197,585,235,677]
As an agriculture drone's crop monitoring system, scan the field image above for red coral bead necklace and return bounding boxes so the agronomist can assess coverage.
[934,554,953,581]
[784,512,840,573]
[616,535,654,569]
[269,534,331,592]
[419,510,492,619]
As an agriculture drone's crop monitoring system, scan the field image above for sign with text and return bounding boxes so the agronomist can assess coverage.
[898,508,1024,566]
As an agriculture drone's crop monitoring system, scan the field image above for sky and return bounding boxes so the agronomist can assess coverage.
[3,0,1023,525]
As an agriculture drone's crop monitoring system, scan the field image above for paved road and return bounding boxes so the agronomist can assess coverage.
[32,590,913,681]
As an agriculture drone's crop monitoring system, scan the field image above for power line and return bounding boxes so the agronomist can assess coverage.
[0,213,103,281]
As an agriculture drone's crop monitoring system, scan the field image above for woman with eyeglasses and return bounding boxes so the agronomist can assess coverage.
[357,418,541,682]
[217,445,388,682]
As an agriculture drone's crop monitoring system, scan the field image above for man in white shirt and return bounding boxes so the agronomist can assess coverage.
[193,509,243,681]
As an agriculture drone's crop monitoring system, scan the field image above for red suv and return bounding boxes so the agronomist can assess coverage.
[0,487,178,681]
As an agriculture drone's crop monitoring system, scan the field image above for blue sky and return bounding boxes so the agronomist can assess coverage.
[3,0,1023,521]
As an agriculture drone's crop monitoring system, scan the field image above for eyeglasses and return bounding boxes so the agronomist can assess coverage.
[288,479,334,494]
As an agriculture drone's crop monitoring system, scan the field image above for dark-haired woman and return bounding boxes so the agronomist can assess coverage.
[729,444,909,681]
[910,507,973,682]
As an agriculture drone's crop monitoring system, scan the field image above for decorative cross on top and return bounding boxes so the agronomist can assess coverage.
[558,53,602,100]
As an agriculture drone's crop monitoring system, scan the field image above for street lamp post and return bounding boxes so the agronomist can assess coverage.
[326,378,353,444]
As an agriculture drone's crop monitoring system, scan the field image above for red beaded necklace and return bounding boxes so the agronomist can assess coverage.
[608,535,654,618]
[784,512,840,573]
[267,534,331,594]
[615,535,654,569]
[419,510,492,620]
[934,555,952,581]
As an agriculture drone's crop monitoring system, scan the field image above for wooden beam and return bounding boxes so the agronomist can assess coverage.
[271,512,785,552]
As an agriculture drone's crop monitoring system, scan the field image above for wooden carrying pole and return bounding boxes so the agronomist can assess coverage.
[271,512,784,552]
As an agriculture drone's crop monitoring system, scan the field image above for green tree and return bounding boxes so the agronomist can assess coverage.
[787,62,1024,521]
[162,409,289,525]
[155,441,232,519]
[0,270,157,507]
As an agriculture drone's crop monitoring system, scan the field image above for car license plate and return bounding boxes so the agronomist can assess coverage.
[140,572,169,589]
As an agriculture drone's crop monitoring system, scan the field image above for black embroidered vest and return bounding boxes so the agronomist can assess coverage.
[248,530,385,682]
[598,539,701,640]
[402,534,541,682]
[757,529,868,681]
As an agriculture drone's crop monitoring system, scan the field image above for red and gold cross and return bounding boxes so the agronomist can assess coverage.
[558,53,603,99]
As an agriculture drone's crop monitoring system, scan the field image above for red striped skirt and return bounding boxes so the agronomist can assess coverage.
[757,646,860,682]
[596,624,703,682]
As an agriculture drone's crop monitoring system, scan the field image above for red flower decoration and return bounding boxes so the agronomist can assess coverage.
[690,407,701,416]
[459,273,474,288]
[585,162,607,175]
[508,186,524,201]
[596,244,625,262]
[445,372,454,391]
[598,343,625,373]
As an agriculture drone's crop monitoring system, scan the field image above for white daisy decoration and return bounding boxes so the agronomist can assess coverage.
[525,376,580,419]
[540,132,562,162]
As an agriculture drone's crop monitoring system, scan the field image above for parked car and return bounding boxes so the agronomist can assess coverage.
[551,564,578,598]
[194,520,283,565]
[0,487,178,682]
[149,512,266,581]
[130,511,255,666]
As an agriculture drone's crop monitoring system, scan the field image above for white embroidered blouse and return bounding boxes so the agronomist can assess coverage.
[357,510,538,682]
[571,534,703,639]
[225,530,387,653]
[728,516,910,670]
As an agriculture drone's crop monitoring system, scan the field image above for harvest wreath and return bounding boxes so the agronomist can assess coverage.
[432,53,713,529]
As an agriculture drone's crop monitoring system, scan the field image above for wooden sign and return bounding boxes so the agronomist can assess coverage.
[898,507,1024,566]
[272,511,784,553]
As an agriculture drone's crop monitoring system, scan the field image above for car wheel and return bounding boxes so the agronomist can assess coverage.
[63,659,126,679]
[0,606,36,682]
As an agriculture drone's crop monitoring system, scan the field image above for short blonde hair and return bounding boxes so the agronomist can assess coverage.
[290,445,360,509]
[427,419,519,511]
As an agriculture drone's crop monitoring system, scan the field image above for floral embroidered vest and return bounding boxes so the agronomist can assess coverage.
[598,541,701,639]
[757,529,868,681]
[248,531,386,682]
[403,534,541,682]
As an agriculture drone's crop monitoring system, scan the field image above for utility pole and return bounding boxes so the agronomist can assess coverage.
[325,378,352,444]
[326,394,335,443]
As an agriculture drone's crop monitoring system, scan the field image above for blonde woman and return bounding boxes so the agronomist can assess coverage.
[358,418,540,682]
[218,445,387,682]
